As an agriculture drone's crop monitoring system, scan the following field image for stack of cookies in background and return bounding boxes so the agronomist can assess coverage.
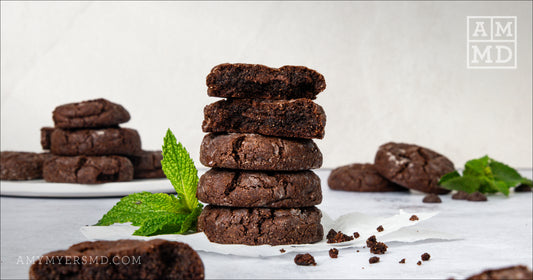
[197,63,327,245]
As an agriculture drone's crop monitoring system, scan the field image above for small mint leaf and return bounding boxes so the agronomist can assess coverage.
[439,171,461,185]
[490,160,525,187]
[463,156,491,177]
[440,176,481,193]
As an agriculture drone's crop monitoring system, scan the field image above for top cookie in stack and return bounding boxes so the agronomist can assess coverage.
[197,63,327,246]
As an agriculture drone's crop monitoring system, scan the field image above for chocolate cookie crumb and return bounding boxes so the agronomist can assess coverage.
[366,235,377,247]
[356,250,360,252]
[294,253,316,266]
[417,261,422,266]
[329,248,339,258]
[353,232,360,238]
[515,184,532,192]
[423,194,442,203]
[369,256,380,264]
[280,249,286,253]
[399,258,406,264]
[327,231,354,244]
[467,192,487,202]
[421,252,431,261]
[377,225,384,232]
[409,215,419,221]
[452,190,469,200]
[327,229,337,240]
[370,242,388,255]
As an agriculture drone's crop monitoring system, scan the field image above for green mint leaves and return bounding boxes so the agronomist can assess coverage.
[95,129,203,236]
[439,155,532,196]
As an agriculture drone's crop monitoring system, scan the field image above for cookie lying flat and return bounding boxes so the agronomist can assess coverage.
[40,127,54,150]
[53,98,130,129]
[206,63,326,100]
[1,152,50,180]
[467,265,532,280]
[202,98,326,139]
[374,142,454,194]
[129,150,165,179]
[50,128,142,156]
[198,205,323,246]
[197,169,322,208]
[200,133,322,171]
[328,163,407,192]
[29,239,204,280]
[43,155,133,184]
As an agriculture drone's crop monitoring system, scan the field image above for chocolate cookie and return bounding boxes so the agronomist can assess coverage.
[467,265,532,280]
[129,150,165,179]
[1,152,50,180]
[197,169,322,207]
[328,163,407,192]
[197,206,323,245]
[206,63,326,100]
[43,155,133,184]
[202,98,326,139]
[29,239,205,280]
[50,128,142,156]
[40,127,54,150]
[53,98,130,129]
[374,142,454,194]
[200,133,322,171]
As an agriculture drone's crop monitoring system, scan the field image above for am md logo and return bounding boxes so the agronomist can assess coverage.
[467,16,517,69]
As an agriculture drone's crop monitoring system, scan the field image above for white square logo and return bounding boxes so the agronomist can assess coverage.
[467,16,517,69]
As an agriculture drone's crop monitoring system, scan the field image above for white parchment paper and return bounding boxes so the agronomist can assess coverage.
[80,210,459,257]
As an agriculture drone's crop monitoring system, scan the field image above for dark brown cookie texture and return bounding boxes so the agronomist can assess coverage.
[202,98,326,139]
[29,239,204,280]
[129,150,165,179]
[197,205,323,246]
[40,127,54,150]
[1,152,50,180]
[50,128,142,156]
[374,142,454,194]
[206,63,326,100]
[466,265,532,280]
[53,98,130,129]
[43,155,133,184]
[197,169,322,208]
[328,163,407,192]
[200,133,322,171]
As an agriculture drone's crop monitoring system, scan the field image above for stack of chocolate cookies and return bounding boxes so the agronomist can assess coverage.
[40,98,164,184]
[197,63,327,245]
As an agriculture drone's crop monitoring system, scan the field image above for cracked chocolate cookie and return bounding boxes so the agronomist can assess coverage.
[50,128,142,156]
[328,163,407,192]
[200,133,322,171]
[1,152,51,180]
[129,150,165,179]
[202,98,326,139]
[40,127,54,150]
[197,206,323,245]
[53,98,130,129]
[197,169,322,208]
[206,63,326,100]
[29,239,205,280]
[467,265,532,280]
[374,142,454,194]
[43,155,133,184]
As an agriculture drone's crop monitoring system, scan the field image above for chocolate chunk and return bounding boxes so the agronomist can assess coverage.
[423,194,442,203]
[452,190,469,200]
[53,98,130,129]
[327,231,354,244]
[329,248,339,258]
[294,253,316,266]
[197,169,322,208]
[370,242,388,255]
[50,128,142,156]
[1,152,50,180]
[515,184,532,192]
[366,235,377,248]
[200,133,322,171]
[466,265,533,280]
[409,215,419,221]
[206,63,326,100]
[421,253,431,261]
[29,239,204,280]
[369,256,380,264]
[328,163,407,192]
[466,192,488,202]
[377,225,384,232]
[374,142,454,194]
[202,98,326,139]
[43,155,133,184]
[399,258,406,264]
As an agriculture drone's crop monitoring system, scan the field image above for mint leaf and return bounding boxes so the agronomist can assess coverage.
[463,155,491,178]
[490,160,524,187]
[439,176,481,193]
[161,129,199,211]
[438,171,461,185]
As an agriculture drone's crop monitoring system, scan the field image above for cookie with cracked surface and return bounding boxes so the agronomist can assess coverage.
[202,98,326,139]
[197,205,323,245]
[197,169,322,207]
[1,152,51,180]
[53,98,130,129]
[129,150,165,179]
[466,265,532,280]
[374,142,454,194]
[200,133,322,171]
[40,127,54,150]
[29,239,204,280]
[50,127,142,156]
[206,63,326,100]
[328,163,407,192]
[43,155,133,184]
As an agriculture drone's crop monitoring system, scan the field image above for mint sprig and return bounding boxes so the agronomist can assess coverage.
[439,155,532,196]
[95,129,203,236]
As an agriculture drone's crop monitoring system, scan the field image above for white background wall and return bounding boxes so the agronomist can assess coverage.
[1,1,532,169]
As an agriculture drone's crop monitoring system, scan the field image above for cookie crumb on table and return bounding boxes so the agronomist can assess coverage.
[366,235,377,247]
[377,225,384,232]
[327,229,354,244]
[370,242,388,255]
[280,249,285,253]
[423,194,442,203]
[353,232,360,238]
[409,215,419,221]
[294,253,316,266]
[417,261,422,266]
[329,248,339,258]
[421,253,431,261]
[399,258,406,264]
[369,257,380,264]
